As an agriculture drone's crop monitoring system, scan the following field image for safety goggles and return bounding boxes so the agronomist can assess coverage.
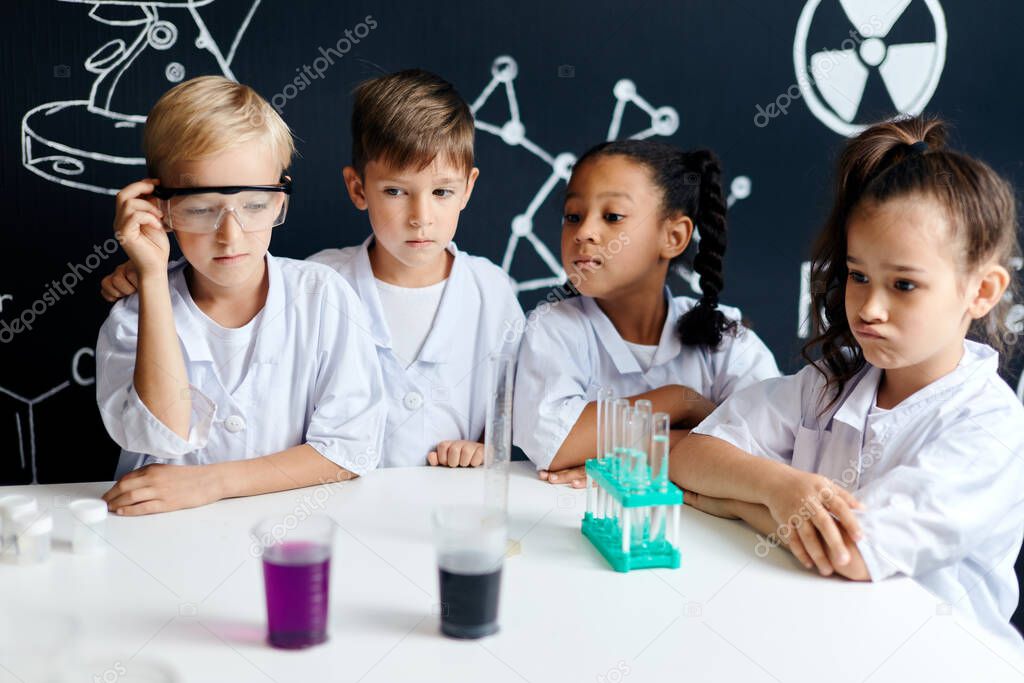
[152,176,292,233]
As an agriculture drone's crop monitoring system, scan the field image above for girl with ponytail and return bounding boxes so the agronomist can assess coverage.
[671,116,1024,646]
[513,139,781,485]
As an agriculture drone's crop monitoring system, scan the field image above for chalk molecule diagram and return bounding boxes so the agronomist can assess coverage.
[1,348,95,484]
[470,55,752,296]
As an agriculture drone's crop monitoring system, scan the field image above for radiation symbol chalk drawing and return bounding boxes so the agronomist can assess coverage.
[471,55,752,294]
[794,0,947,137]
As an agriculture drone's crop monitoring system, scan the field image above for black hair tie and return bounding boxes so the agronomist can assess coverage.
[908,140,930,155]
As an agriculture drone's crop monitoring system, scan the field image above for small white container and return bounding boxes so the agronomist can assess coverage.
[69,499,108,554]
[5,509,52,565]
[0,494,38,553]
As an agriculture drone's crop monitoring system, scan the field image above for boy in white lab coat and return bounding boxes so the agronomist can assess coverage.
[306,69,525,467]
[96,76,386,515]
[102,69,524,469]
[671,117,1024,645]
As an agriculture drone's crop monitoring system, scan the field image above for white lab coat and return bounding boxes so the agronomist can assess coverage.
[693,340,1024,646]
[513,290,781,470]
[97,253,387,479]
[309,236,525,467]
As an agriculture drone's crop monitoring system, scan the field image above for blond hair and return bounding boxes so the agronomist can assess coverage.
[351,69,474,176]
[143,76,295,179]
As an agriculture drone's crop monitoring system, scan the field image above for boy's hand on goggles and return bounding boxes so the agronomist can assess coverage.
[114,179,170,278]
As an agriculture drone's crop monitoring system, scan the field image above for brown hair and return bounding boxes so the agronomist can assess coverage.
[803,115,1021,410]
[143,76,294,179]
[350,69,474,177]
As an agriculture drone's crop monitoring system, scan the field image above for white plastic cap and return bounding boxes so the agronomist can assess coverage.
[69,499,108,524]
[0,494,38,520]
[10,509,53,536]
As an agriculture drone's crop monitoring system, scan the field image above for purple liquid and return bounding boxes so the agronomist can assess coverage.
[261,541,331,649]
[438,552,502,639]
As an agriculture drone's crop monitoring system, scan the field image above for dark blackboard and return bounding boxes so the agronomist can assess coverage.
[2,0,1022,487]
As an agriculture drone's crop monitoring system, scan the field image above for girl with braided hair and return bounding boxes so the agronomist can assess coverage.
[513,139,780,485]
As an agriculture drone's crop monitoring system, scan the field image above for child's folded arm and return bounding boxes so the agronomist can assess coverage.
[853,418,1024,582]
[96,301,215,460]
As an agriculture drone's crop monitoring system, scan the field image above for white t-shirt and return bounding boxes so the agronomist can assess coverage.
[623,340,659,372]
[374,277,447,368]
[175,275,263,394]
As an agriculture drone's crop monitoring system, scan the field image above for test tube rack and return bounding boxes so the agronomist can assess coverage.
[581,392,684,572]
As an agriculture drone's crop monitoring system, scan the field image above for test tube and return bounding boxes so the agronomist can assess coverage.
[596,387,613,461]
[650,506,665,544]
[601,389,616,461]
[651,413,671,488]
[621,507,631,554]
[483,355,514,519]
[629,407,651,487]
[611,399,631,479]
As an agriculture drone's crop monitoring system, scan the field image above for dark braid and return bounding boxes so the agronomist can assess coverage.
[574,140,737,349]
[676,149,736,348]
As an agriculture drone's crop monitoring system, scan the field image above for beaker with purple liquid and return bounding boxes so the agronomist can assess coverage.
[252,515,334,649]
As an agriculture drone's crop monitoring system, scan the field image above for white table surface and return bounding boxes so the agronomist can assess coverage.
[2,462,1024,683]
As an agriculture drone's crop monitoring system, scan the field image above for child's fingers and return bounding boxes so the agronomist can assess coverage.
[548,465,586,485]
[123,197,164,218]
[427,451,439,466]
[106,486,158,511]
[114,499,164,516]
[797,520,833,576]
[446,442,464,468]
[435,441,450,466]
[823,493,863,542]
[115,180,156,208]
[786,533,814,570]
[810,503,850,567]
[538,470,550,481]
[459,444,476,467]
[124,264,139,287]
[469,446,484,467]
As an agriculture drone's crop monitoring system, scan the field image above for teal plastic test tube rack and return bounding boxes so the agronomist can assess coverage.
[583,390,684,572]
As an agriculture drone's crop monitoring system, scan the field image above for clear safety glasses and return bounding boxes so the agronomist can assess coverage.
[153,176,293,234]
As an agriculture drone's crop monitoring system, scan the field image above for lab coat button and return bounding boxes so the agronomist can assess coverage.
[224,415,246,433]
[403,391,424,410]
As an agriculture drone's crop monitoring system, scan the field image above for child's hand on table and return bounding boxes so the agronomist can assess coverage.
[763,467,864,576]
[102,463,222,516]
[428,440,484,467]
[539,465,588,488]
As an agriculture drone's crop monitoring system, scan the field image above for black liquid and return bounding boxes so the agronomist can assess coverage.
[438,555,502,639]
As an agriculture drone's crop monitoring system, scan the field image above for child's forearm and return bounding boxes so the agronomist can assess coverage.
[134,273,191,439]
[547,385,704,471]
[669,433,788,507]
[212,443,356,500]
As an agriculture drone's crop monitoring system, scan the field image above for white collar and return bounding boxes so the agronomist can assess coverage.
[830,340,998,430]
[581,287,684,375]
[169,253,286,366]
[353,235,463,362]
